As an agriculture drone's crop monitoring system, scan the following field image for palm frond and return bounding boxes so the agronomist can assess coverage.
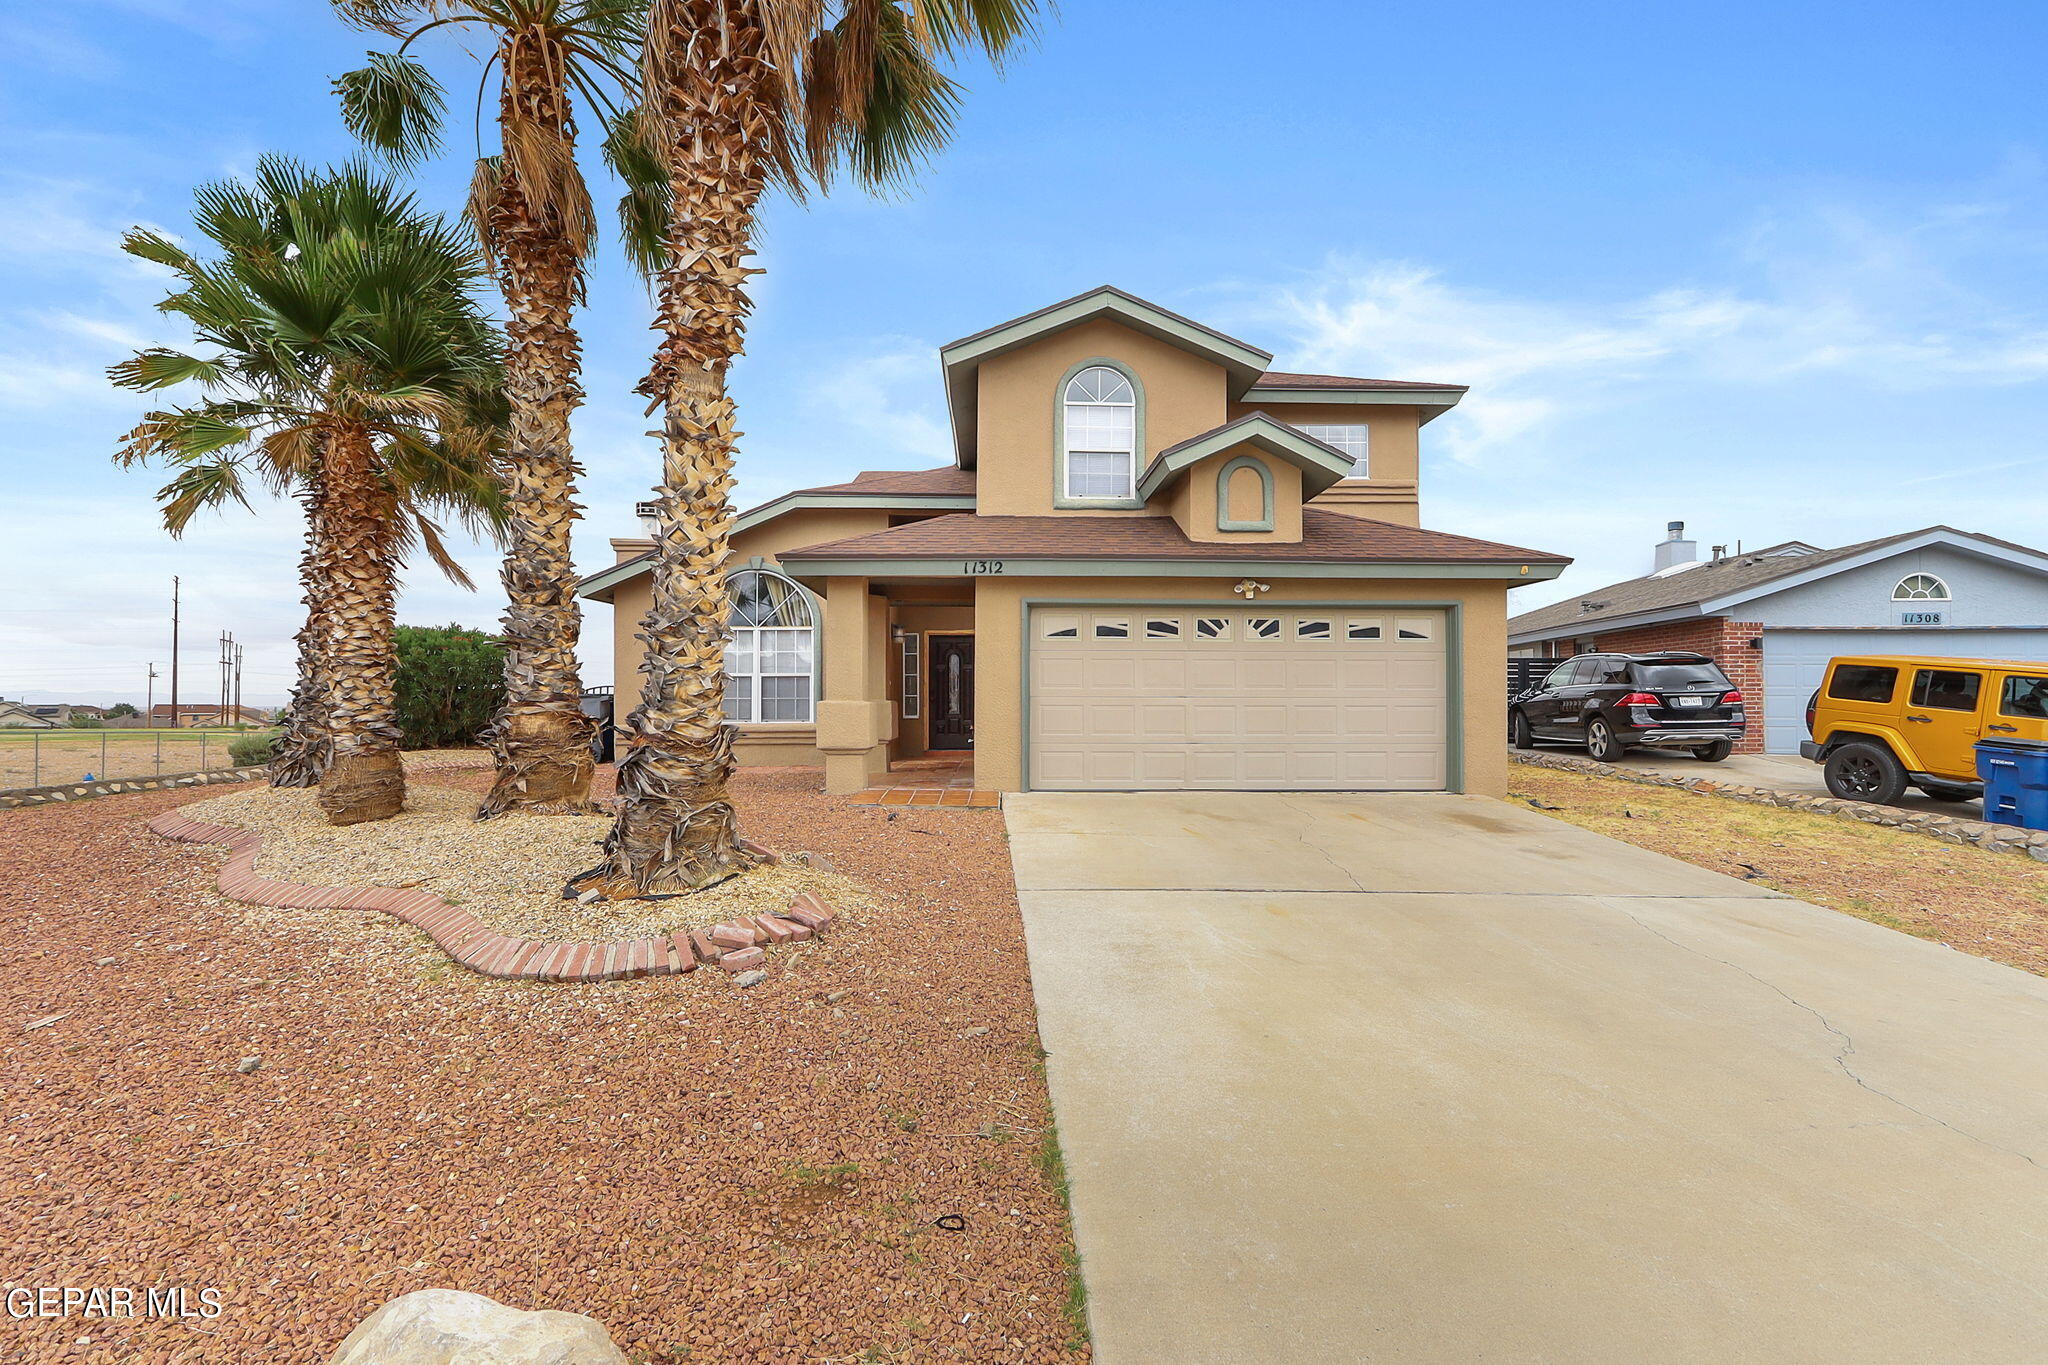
[336,52,449,168]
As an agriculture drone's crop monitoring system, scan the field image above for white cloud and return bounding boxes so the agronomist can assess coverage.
[804,337,951,464]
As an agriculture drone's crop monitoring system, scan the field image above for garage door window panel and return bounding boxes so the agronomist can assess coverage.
[1196,617,1233,640]
[1145,617,1182,639]
[1295,618,1333,640]
[1347,618,1384,641]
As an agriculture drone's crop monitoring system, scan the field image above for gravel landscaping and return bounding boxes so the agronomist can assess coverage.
[0,765,1088,1364]
[1512,764,2048,976]
[176,781,882,943]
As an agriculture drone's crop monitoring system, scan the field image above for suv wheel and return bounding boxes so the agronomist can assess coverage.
[1824,741,1908,805]
[1585,716,1626,763]
[1509,710,1533,750]
[1692,740,1733,763]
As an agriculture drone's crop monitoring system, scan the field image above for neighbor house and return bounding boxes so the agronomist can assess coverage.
[1508,522,2048,754]
[148,703,270,727]
[582,286,1569,795]
[0,700,59,729]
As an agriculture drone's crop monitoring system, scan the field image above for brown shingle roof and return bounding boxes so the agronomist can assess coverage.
[792,467,976,496]
[1252,370,1469,392]
[778,510,1567,565]
[1507,525,2048,638]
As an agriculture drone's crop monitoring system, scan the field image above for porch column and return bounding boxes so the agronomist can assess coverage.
[817,576,888,795]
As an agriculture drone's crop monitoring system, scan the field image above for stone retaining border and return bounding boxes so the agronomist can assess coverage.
[145,810,834,983]
[1510,749,2048,863]
[0,765,268,810]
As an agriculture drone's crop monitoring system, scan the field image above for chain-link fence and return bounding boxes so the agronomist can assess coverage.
[0,730,275,790]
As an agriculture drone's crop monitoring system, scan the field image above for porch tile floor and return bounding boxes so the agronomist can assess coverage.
[849,754,998,809]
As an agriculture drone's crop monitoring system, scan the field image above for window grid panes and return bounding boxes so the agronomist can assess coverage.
[900,633,920,720]
[1297,423,1369,471]
[724,570,815,724]
[1064,365,1136,499]
[1893,574,1950,601]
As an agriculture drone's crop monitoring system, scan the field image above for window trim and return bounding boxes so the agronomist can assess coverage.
[1214,454,1275,533]
[1295,422,1370,474]
[1053,357,1145,509]
[1891,573,1951,602]
[724,568,818,726]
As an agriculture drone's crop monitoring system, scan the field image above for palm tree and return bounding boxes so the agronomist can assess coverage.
[572,0,1040,896]
[112,157,506,825]
[334,1,669,817]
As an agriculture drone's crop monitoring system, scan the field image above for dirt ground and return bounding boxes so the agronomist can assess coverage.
[0,731,268,788]
[1510,764,2048,976]
[0,762,1088,1365]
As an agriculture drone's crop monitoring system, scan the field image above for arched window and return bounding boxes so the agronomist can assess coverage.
[1892,573,1950,602]
[725,569,815,723]
[1062,364,1137,500]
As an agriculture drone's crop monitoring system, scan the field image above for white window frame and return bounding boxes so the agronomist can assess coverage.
[724,569,816,725]
[1892,573,1951,602]
[899,632,921,720]
[1296,423,1369,473]
[1062,365,1138,502]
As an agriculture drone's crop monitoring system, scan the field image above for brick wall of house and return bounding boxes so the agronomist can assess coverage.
[1579,616,1768,752]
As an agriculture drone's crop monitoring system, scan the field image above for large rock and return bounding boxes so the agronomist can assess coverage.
[325,1289,628,1365]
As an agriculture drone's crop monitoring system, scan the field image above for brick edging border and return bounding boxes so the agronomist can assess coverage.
[1,765,268,810]
[1509,749,2048,862]
[145,811,837,982]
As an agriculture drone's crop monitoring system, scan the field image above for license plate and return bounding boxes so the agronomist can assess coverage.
[1674,696,1708,708]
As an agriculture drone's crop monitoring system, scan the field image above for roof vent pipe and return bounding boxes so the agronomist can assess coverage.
[1653,519,1698,573]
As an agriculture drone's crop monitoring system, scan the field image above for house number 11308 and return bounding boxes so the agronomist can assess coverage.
[963,560,1005,575]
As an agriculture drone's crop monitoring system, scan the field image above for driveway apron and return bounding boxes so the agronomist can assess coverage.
[1007,791,2048,1364]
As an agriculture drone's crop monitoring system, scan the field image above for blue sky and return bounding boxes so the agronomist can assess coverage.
[4,0,2046,704]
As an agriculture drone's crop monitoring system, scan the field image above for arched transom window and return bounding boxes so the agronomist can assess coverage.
[1063,365,1137,500]
[725,570,815,723]
[1892,573,1951,602]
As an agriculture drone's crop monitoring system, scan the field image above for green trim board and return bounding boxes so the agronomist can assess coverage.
[1241,385,1467,424]
[780,556,1567,582]
[1135,413,1353,501]
[1052,356,1147,510]
[1214,455,1275,532]
[941,286,1273,466]
[1014,598,1467,794]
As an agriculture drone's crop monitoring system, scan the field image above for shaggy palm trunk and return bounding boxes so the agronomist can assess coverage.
[271,482,334,787]
[477,70,597,818]
[316,425,407,825]
[570,0,773,896]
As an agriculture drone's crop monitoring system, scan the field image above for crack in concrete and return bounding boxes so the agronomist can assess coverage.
[1276,797,1367,896]
[1618,905,2043,1172]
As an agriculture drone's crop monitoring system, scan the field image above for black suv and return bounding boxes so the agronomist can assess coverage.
[1510,651,1745,762]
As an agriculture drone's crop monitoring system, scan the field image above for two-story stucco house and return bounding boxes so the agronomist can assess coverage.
[580,287,1569,796]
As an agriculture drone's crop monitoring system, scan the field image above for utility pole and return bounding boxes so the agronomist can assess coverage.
[232,643,244,725]
[168,576,180,729]
[218,631,233,723]
[146,663,158,717]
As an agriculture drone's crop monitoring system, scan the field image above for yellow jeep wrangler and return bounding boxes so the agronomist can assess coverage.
[1801,654,2048,804]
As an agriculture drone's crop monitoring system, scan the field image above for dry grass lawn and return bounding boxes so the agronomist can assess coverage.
[0,730,266,787]
[1510,764,2048,977]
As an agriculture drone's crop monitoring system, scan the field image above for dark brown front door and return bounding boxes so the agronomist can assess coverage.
[928,636,975,749]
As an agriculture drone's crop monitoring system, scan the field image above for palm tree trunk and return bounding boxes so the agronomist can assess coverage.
[477,75,597,818]
[316,425,407,825]
[271,482,334,787]
[571,0,774,896]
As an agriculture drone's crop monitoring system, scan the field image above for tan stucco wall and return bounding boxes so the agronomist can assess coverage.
[1165,448,1305,543]
[971,575,1510,798]
[975,318,1228,517]
[1237,402,1424,526]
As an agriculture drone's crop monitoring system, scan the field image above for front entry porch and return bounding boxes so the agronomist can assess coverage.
[809,574,977,795]
[847,754,1000,808]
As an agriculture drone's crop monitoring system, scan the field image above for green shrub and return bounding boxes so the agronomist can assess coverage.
[69,716,104,729]
[104,703,139,719]
[394,623,505,749]
[227,734,272,766]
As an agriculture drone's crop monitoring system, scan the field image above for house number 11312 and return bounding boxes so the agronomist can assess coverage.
[963,560,1005,575]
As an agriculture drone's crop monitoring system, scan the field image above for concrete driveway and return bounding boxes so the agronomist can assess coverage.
[1007,792,2048,1364]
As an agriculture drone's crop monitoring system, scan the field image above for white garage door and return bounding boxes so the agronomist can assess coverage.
[1028,606,1449,791]
[1762,629,2048,754]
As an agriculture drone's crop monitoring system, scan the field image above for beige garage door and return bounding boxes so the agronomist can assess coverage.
[1028,606,1449,791]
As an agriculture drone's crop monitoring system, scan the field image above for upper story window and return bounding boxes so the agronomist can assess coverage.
[1063,366,1137,500]
[1296,423,1369,472]
[1892,573,1950,602]
[725,569,815,724]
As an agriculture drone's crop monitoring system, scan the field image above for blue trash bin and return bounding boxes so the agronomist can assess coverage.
[1975,741,2048,831]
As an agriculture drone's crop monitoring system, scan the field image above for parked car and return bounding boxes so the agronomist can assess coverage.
[1800,654,2048,805]
[1510,651,1745,762]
